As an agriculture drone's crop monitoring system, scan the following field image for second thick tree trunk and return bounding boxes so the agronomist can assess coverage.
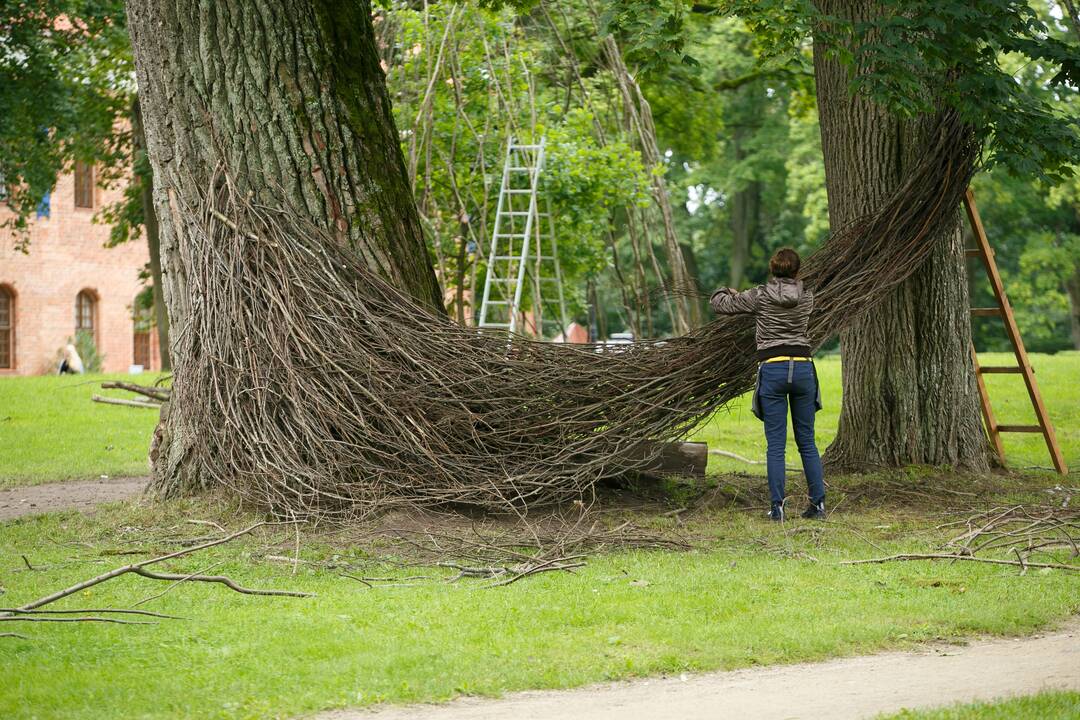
[814,1,989,470]
[127,0,444,494]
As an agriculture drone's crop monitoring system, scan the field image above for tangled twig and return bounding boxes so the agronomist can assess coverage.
[844,504,1080,572]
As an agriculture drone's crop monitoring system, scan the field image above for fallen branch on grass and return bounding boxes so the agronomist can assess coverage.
[0,615,158,625]
[435,555,589,587]
[0,608,182,619]
[709,449,799,472]
[131,567,311,597]
[91,394,161,409]
[486,558,589,588]
[941,505,1080,559]
[324,511,689,589]
[100,381,171,403]
[2,521,311,628]
[840,553,1080,572]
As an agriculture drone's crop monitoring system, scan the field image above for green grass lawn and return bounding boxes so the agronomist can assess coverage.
[0,356,1078,719]
[880,690,1080,719]
[0,373,167,487]
[1,497,1078,720]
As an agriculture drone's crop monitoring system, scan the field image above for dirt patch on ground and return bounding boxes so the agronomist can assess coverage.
[318,619,1080,720]
[0,477,147,521]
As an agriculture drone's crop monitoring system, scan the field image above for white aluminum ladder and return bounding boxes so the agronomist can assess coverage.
[478,137,568,337]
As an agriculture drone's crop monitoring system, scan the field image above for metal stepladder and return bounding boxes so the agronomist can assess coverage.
[477,137,568,338]
[964,189,1068,475]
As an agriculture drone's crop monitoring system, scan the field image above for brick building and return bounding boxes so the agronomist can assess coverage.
[0,163,160,375]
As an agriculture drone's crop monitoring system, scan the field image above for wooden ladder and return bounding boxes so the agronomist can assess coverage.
[963,189,1068,475]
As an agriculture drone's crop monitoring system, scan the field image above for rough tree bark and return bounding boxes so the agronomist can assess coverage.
[728,84,763,290]
[814,0,990,470]
[1068,268,1080,350]
[729,170,760,289]
[126,0,444,494]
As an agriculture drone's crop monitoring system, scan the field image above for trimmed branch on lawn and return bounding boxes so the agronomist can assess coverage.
[326,511,691,588]
[130,567,311,597]
[0,608,183,619]
[91,395,162,409]
[839,554,1080,572]
[100,381,172,402]
[0,616,158,625]
[3,521,311,625]
[844,505,1080,573]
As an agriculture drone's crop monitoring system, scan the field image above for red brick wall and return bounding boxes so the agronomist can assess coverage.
[0,168,159,375]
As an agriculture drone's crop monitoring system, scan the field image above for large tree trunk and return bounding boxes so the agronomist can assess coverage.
[1067,267,1080,350]
[814,0,989,470]
[729,176,760,288]
[126,0,444,494]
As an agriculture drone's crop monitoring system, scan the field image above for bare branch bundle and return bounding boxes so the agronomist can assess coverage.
[840,554,1080,572]
[153,111,978,521]
[843,504,1080,572]
[2,521,311,625]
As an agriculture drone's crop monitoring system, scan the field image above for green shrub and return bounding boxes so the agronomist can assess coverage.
[71,329,104,373]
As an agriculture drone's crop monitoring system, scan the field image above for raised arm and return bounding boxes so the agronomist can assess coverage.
[710,286,759,315]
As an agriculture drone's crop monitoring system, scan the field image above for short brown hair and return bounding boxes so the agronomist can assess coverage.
[769,248,800,278]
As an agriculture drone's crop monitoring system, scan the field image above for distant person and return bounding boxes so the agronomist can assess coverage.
[58,343,85,375]
[710,248,825,522]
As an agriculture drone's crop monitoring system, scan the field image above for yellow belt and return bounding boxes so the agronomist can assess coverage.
[763,356,812,363]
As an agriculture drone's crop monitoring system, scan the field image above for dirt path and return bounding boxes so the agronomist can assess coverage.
[0,477,147,521]
[319,619,1080,720]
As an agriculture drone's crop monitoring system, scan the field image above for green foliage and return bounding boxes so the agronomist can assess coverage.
[719,0,1080,181]
[0,0,133,242]
[385,3,653,322]
[132,285,155,332]
[782,109,829,248]
[653,14,826,297]
[542,109,652,278]
[970,167,1079,354]
[599,0,697,74]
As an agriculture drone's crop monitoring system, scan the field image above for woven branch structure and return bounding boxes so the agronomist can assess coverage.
[155,112,978,520]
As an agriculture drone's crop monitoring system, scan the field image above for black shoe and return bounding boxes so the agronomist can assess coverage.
[768,504,785,522]
[801,501,826,520]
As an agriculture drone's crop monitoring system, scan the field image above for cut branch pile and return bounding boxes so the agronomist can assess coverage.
[841,504,1080,572]
[152,111,977,520]
[279,512,691,588]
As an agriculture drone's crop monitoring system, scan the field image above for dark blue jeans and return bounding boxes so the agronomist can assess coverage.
[758,360,825,507]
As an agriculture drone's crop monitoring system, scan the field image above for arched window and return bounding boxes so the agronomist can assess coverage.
[75,289,97,341]
[0,285,14,369]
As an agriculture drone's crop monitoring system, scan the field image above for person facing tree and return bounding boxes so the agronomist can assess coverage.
[711,248,825,522]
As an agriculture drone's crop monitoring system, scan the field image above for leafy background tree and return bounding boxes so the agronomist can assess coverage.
[0,0,171,367]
